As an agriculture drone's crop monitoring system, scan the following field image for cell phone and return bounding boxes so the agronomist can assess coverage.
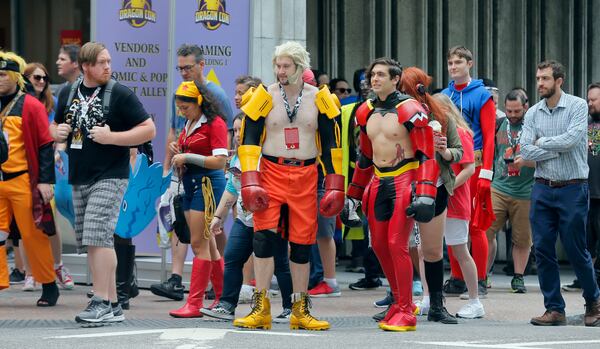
[227,167,242,176]
[504,158,515,164]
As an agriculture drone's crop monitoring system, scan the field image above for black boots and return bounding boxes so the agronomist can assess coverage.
[115,243,138,310]
[427,291,457,324]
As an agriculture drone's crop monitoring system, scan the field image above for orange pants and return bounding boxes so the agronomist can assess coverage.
[0,173,55,284]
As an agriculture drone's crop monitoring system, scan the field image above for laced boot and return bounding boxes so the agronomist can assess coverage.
[290,292,330,331]
[169,258,212,318]
[584,299,600,327]
[233,289,272,330]
[427,291,458,324]
[0,243,9,290]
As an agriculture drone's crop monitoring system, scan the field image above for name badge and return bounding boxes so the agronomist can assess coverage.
[284,127,299,150]
[70,129,84,150]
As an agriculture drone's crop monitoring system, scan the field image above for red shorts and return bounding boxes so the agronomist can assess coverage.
[253,158,318,245]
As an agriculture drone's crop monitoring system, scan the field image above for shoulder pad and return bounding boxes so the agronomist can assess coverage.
[315,85,341,119]
[355,100,374,126]
[396,99,429,128]
[240,84,273,121]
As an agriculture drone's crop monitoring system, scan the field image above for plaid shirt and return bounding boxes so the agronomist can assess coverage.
[520,91,589,181]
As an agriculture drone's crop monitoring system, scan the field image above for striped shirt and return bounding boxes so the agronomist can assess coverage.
[519,91,589,181]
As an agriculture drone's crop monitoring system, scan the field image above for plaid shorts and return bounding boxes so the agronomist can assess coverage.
[72,178,128,253]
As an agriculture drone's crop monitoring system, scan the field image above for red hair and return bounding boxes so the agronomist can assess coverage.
[400,67,448,135]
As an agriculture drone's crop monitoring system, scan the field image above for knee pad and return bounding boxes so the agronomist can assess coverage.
[289,242,311,264]
[253,230,276,258]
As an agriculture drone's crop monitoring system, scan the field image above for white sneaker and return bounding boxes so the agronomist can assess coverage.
[22,275,39,292]
[238,284,255,304]
[459,292,469,300]
[457,301,485,319]
[414,299,430,315]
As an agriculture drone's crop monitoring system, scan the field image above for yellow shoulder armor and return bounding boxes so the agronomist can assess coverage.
[240,84,273,121]
[315,85,341,119]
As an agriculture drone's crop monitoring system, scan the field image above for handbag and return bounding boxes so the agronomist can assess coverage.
[172,182,191,244]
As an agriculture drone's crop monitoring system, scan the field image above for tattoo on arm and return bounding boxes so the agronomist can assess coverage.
[224,198,237,209]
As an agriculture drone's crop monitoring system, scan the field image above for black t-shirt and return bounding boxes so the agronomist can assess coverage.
[588,118,600,199]
[55,81,149,185]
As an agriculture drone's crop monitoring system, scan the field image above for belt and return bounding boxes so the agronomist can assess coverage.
[374,160,419,178]
[535,178,587,188]
[0,170,27,181]
[263,155,316,167]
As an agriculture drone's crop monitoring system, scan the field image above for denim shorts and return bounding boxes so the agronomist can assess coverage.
[181,169,226,212]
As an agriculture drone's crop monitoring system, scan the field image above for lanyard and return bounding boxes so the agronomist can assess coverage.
[279,83,303,123]
[505,119,522,151]
[74,85,101,128]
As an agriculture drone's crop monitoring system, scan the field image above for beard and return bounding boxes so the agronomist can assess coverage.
[539,85,556,99]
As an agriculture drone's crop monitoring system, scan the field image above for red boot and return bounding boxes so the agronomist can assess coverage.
[169,258,212,318]
[380,306,417,332]
[378,304,400,328]
[207,258,224,309]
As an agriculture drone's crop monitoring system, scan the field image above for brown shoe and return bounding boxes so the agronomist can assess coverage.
[530,310,566,326]
[584,299,600,327]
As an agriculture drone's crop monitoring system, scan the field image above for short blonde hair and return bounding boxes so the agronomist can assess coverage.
[272,41,310,85]
[0,50,27,90]
[432,93,473,136]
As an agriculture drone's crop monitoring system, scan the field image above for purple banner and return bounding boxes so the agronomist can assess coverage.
[173,0,250,116]
[93,0,169,254]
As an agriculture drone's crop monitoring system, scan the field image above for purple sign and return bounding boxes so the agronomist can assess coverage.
[173,0,250,117]
[93,0,169,254]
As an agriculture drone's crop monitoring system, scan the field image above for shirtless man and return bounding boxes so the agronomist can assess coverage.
[233,41,344,331]
[344,58,438,332]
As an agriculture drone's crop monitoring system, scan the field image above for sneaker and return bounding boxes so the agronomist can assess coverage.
[456,301,485,319]
[372,306,389,322]
[374,290,393,308]
[442,278,466,297]
[22,275,39,291]
[511,275,527,293]
[345,266,365,273]
[562,279,581,292]
[414,299,430,315]
[75,296,114,323]
[238,284,255,304]
[200,302,235,320]
[478,280,488,299]
[9,268,25,284]
[55,264,75,290]
[349,277,382,291]
[308,281,341,298]
[105,304,125,323]
[273,308,292,323]
[413,280,423,296]
[150,276,185,301]
[486,274,492,289]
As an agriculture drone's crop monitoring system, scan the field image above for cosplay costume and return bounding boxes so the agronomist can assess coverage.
[347,91,438,331]
[442,80,495,283]
[234,83,344,331]
[0,84,56,304]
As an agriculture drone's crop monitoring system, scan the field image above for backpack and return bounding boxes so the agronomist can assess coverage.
[65,77,116,117]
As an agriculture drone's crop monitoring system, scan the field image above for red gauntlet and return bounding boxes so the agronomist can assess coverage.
[241,171,269,212]
[319,174,345,217]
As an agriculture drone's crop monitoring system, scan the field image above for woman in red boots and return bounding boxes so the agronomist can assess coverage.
[169,81,228,318]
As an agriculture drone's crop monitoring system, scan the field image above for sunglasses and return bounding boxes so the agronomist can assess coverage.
[31,74,48,82]
[176,65,195,72]
[336,88,352,94]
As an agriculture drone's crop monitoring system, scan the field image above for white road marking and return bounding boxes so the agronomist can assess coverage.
[415,339,600,349]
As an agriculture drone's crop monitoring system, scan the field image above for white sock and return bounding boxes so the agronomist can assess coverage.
[469,298,481,305]
[324,278,338,288]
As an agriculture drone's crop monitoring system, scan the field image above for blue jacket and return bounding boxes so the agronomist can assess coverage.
[442,79,492,150]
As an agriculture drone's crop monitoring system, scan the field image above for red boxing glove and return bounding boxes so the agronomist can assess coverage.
[319,174,345,217]
[241,171,269,212]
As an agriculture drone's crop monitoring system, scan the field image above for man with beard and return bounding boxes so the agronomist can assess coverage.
[520,60,600,327]
[486,89,536,294]
[52,42,156,323]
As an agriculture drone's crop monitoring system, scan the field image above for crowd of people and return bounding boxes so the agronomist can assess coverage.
[1,39,600,331]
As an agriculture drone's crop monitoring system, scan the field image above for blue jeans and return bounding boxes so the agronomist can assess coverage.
[221,219,292,309]
[530,182,599,312]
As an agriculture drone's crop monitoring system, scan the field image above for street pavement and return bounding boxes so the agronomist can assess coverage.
[1,265,600,349]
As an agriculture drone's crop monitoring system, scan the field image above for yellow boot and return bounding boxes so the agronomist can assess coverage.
[233,289,272,330]
[290,292,330,331]
[0,243,9,290]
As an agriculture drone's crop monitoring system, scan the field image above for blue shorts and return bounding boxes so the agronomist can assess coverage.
[181,169,226,212]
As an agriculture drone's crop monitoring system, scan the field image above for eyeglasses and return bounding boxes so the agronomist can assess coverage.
[336,88,352,94]
[30,74,48,82]
[176,65,195,72]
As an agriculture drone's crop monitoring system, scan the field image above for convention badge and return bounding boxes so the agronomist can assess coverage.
[70,128,84,150]
[284,127,300,150]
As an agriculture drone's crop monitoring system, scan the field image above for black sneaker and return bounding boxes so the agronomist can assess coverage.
[511,275,527,293]
[562,279,581,292]
[443,278,467,297]
[150,276,185,301]
[75,296,114,323]
[200,302,235,320]
[477,280,488,299]
[273,308,292,323]
[374,290,393,308]
[349,278,382,291]
[9,268,25,284]
[372,305,389,322]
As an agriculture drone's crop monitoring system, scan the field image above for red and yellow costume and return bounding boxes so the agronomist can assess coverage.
[347,91,438,331]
